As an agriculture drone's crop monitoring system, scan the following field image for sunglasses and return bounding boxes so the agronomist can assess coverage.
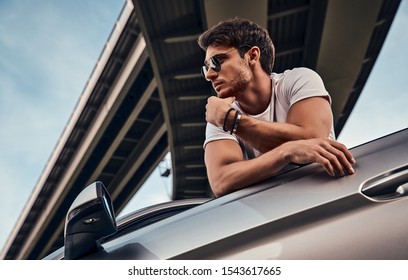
[201,46,252,81]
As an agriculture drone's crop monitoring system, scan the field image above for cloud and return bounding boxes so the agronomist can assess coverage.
[0,155,36,250]
[0,0,124,252]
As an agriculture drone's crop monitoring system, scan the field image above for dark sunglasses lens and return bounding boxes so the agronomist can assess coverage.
[201,56,222,80]
[210,57,221,72]
[201,66,208,79]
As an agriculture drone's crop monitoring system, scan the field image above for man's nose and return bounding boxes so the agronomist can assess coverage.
[206,67,217,81]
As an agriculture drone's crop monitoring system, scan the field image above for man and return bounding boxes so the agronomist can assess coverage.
[198,18,355,197]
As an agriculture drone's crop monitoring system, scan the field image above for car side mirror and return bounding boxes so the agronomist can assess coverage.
[64,181,117,260]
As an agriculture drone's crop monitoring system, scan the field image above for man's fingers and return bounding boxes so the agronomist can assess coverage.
[226,96,236,103]
[317,148,345,176]
[313,156,335,176]
[325,140,355,175]
[317,140,355,176]
[206,96,237,128]
[328,140,356,164]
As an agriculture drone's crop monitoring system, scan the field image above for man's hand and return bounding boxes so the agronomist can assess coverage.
[278,138,355,176]
[205,96,235,127]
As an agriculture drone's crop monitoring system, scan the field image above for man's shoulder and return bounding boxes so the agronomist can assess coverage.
[271,67,323,87]
[272,67,318,78]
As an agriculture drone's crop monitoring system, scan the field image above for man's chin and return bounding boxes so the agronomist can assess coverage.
[216,90,232,99]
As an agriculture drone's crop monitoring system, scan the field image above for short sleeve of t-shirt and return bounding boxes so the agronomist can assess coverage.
[276,67,331,111]
[204,122,238,148]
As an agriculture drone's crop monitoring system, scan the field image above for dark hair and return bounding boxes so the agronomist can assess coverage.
[198,17,275,74]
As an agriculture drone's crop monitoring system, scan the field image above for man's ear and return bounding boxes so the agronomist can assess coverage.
[248,46,261,64]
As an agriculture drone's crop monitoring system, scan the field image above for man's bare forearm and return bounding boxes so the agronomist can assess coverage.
[205,138,355,197]
[234,116,314,153]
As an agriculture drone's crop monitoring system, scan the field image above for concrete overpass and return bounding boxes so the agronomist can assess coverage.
[1,0,401,259]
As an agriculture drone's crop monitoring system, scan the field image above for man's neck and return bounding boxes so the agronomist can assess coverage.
[238,74,272,115]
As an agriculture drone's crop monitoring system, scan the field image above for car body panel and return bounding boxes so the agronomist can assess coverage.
[46,128,408,260]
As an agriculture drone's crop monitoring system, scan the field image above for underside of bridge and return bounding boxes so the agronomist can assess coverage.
[1,0,401,259]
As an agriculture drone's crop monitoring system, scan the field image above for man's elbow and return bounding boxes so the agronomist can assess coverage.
[210,178,233,197]
[211,182,227,197]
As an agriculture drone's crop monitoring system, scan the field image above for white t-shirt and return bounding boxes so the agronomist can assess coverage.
[203,67,335,159]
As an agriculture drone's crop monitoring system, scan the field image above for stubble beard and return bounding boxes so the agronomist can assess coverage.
[227,61,251,100]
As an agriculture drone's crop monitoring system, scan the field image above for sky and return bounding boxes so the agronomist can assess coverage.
[0,0,407,255]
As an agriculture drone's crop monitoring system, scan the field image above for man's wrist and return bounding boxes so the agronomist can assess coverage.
[274,143,292,165]
[231,111,241,134]
[222,108,241,134]
[223,108,235,132]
